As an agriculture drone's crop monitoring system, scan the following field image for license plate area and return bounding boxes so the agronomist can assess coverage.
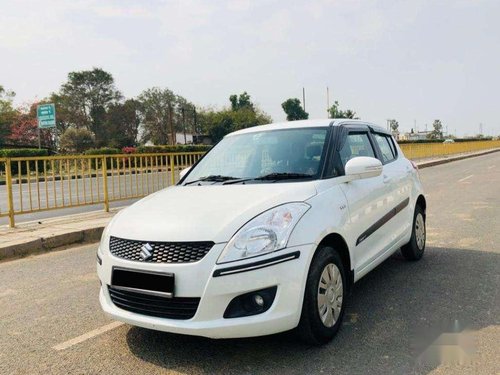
[111,267,174,298]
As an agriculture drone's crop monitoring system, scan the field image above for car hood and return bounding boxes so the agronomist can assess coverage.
[107,182,317,243]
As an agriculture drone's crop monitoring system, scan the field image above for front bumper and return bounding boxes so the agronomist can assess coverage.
[98,243,316,339]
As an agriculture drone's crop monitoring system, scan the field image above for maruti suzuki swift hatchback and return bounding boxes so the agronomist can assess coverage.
[97,119,426,344]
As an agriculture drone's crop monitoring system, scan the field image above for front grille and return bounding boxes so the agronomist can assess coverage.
[109,236,214,263]
[108,286,200,320]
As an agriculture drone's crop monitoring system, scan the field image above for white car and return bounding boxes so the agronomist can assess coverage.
[97,119,426,345]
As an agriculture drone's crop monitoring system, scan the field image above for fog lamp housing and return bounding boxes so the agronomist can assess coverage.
[223,286,277,319]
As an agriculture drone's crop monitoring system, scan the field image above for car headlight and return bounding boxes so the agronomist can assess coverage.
[217,202,310,264]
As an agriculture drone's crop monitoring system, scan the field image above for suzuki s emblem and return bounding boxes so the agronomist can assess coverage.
[140,243,153,260]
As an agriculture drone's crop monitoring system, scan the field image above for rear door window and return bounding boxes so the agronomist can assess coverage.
[373,133,396,163]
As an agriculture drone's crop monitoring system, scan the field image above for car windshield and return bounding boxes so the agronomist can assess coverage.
[183,127,329,184]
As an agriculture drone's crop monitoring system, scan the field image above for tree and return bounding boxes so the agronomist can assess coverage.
[199,107,272,143]
[7,103,52,147]
[137,87,195,145]
[198,92,271,142]
[55,68,122,146]
[104,99,142,148]
[281,98,308,121]
[328,101,358,119]
[0,85,16,144]
[429,119,444,139]
[59,128,95,153]
[229,92,254,111]
[389,119,399,132]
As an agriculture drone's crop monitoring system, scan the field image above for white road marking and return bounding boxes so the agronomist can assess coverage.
[458,175,473,182]
[52,321,124,351]
[487,165,495,169]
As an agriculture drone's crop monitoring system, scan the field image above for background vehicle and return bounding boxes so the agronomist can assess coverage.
[97,119,426,345]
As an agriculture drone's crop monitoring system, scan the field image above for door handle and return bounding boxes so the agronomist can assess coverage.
[383,175,390,184]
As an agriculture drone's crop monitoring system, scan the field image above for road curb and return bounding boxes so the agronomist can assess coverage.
[416,148,500,169]
[0,226,105,260]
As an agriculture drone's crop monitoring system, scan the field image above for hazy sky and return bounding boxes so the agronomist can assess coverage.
[1,0,499,136]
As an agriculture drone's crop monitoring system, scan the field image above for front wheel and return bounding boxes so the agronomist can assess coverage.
[297,246,346,345]
[401,204,426,261]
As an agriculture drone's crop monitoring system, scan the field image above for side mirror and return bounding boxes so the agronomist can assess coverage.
[179,166,191,179]
[345,157,382,181]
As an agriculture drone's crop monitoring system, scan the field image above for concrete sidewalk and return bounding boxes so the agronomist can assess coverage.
[0,209,118,260]
[1,147,499,260]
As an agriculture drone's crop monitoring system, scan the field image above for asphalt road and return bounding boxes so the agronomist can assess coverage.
[1,153,499,374]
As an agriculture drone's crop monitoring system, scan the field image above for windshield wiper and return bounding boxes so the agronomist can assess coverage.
[253,172,314,181]
[184,175,240,185]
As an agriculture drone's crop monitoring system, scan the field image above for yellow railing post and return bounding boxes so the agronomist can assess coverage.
[102,156,109,212]
[170,155,175,185]
[5,158,15,227]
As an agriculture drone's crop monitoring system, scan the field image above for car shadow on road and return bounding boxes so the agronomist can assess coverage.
[125,246,499,375]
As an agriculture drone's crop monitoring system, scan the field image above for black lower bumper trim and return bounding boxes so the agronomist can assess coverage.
[213,251,300,277]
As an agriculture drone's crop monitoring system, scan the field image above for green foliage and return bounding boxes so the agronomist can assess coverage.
[0,148,48,175]
[83,147,121,169]
[281,98,308,121]
[83,147,121,155]
[428,119,444,139]
[59,128,95,153]
[199,107,272,143]
[104,99,142,148]
[389,119,399,132]
[55,68,122,146]
[328,101,358,119]
[229,92,254,111]
[0,85,17,144]
[397,139,445,144]
[0,148,49,157]
[137,87,196,145]
[136,144,211,153]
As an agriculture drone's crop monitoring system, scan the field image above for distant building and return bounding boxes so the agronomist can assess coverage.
[175,132,193,144]
[400,130,432,141]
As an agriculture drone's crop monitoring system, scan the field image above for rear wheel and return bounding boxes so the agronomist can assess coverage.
[297,246,346,345]
[401,204,426,261]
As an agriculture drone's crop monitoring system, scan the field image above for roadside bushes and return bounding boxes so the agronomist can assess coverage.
[83,148,121,169]
[83,147,121,156]
[136,145,211,153]
[0,148,49,175]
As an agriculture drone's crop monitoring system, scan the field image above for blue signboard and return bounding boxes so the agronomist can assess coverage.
[37,104,56,129]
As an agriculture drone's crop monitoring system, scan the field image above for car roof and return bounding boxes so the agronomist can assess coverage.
[227,119,390,137]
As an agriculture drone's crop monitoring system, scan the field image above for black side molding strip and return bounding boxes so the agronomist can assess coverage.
[213,251,300,277]
[356,197,410,246]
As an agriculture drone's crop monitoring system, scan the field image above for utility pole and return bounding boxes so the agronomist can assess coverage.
[302,87,306,111]
[182,107,187,144]
[193,107,197,135]
[326,87,330,118]
[168,104,174,145]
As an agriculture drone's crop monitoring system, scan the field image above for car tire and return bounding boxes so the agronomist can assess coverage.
[297,246,346,345]
[401,204,426,261]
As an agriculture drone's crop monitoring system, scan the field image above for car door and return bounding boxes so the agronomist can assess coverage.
[336,127,389,274]
[370,131,413,249]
